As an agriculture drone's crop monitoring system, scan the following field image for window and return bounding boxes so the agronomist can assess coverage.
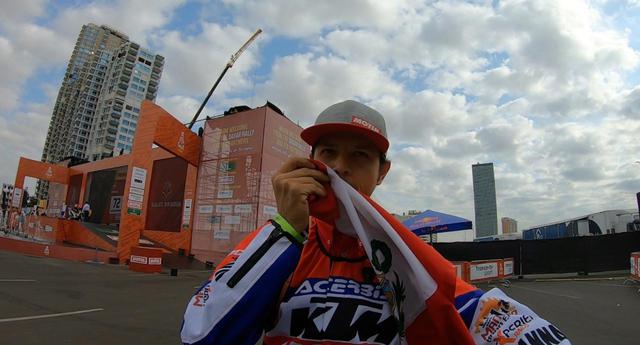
[139,50,155,61]
[135,62,151,74]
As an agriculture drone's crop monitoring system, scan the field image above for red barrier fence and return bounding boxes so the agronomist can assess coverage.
[455,257,515,283]
[129,246,163,273]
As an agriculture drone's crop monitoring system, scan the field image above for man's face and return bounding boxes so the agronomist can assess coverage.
[312,132,391,196]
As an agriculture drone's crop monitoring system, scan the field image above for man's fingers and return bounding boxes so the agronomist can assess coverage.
[299,179,327,198]
[275,176,326,198]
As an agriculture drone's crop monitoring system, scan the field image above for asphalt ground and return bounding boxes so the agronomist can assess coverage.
[0,250,210,345]
[1,249,639,345]
[475,278,640,345]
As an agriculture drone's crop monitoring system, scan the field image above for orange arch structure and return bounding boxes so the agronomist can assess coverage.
[10,100,201,264]
[117,100,201,263]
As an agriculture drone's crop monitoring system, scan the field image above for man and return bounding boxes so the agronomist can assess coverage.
[181,100,570,344]
[81,201,91,222]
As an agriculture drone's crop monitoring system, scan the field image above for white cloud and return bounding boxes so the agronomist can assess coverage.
[1,0,640,236]
[51,0,185,47]
[221,0,417,38]
[0,99,53,186]
[154,22,260,98]
[254,54,403,125]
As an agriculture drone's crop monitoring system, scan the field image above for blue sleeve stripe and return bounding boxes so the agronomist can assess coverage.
[455,289,484,328]
[184,242,302,345]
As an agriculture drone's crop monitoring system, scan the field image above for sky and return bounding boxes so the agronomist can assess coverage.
[1,0,640,236]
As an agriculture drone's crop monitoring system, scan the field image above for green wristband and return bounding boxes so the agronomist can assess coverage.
[274,214,306,244]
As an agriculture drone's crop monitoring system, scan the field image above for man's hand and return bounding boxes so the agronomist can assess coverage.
[272,158,329,233]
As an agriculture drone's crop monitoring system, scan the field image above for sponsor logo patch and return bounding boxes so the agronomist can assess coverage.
[274,277,399,344]
[474,297,520,343]
[193,285,211,307]
[517,325,568,345]
[351,116,381,134]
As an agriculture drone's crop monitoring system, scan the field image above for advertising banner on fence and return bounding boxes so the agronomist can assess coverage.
[503,258,514,277]
[469,260,500,282]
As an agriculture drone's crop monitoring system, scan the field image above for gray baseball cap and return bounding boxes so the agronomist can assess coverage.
[300,100,389,153]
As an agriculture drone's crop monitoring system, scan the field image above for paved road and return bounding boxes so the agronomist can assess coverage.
[1,250,638,344]
[476,277,640,345]
[0,250,209,344]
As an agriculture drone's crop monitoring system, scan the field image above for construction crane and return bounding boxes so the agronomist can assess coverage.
[188,28,263,129]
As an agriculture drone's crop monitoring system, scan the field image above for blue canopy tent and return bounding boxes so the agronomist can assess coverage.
[402,210,472,238]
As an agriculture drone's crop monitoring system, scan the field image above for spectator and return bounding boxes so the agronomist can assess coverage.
[69,204,81,220]
[81,201,91,222]
[17,209,25,233]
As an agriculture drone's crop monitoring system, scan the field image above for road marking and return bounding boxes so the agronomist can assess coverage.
[581,281,639,288]
[510,284,581,299]
[0,279,37,282]
[0,308,104,323]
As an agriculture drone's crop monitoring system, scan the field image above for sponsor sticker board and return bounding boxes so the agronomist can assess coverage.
[131,167,147,189]
[12,188,22,208]
[110,196,122,214]
[127,167,147,215]
[503,259,514,276]
[182,199,192,228]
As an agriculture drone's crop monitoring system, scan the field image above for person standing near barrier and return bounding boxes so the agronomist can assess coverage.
[1,193,7,230]
[181,100,571,344]
[17,208,25,234]
[81,201,91,222]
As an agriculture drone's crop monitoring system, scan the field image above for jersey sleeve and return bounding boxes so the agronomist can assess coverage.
[454,281,571,345]
[180,219,304,345]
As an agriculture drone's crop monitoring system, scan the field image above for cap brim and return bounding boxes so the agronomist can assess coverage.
[301,123,389,153]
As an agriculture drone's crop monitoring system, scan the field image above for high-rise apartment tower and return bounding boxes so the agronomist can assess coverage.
[501,217,518,234]
[39,24,163,197]
[472,162,498,238]
[41,23,164,163]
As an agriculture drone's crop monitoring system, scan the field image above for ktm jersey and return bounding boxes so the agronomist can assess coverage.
[181,217,571,345]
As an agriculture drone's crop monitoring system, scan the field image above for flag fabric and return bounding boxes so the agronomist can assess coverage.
[310,162,475,343]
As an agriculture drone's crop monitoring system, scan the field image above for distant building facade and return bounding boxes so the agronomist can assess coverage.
[523,209,640,240]
[501,217,518,234]
[39,23,164,197]
[41,23,164,164]
[472,162,498,238]
[86,42,164,160]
